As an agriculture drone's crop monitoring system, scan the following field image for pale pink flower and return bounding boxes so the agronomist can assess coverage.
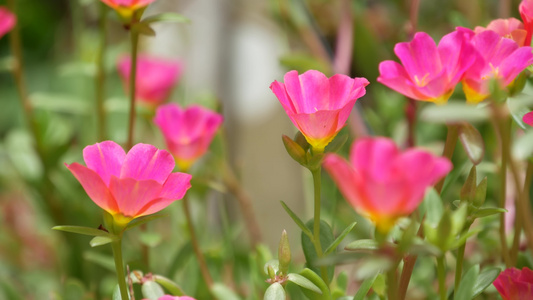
[323,137,452,232]
[118,55,182,107]
[474,18,527,46]
[154,104,224,171]
[520,0,533,46]
[524,111,533,126]
[378,30,477,104]
[65,141,191,225]
[461,28,533,103]
[270,70,369,150]
[0,7,15,39]
[494,267,533,300]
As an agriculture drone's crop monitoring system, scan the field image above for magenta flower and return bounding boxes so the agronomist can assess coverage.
[270,70,369,151]
[523,111,533,126]
[323,137,452,232]
[378,30,477,104]
[474,18,527,46]
[520,0,533,46]
[100,0,156,21]
[154,104,224,171]
[461,28,533,103]
[0,7,16,39]
[65,141,191,225]
[118,55,182,108]
[494,267,533,300]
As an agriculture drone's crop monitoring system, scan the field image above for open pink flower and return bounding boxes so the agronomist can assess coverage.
[520,0,533,46]
[323,137,452,232]
[118,55,182,108]
[0,7,15,39]
[65,141,191,225]
[494,267,533,300]
[461,28,533,103]
[475,18,527,46]
[154,104,224,171]
[100,0,156,21]
[378,30,477,104]
[270,70,369,151]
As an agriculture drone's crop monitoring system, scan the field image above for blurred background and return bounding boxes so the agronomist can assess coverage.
[0,0,524,298]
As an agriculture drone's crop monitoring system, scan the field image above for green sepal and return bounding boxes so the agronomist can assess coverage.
[473,177,488,207]
[353,274,378,300]
[301,220,334,282]
[282,135,307,166]
[278,230,291,275]
[131,21,156,36]
[460,165,477,203]
[153,275,185,296]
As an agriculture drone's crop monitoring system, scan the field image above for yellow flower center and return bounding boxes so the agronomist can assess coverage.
[414,73,430,87]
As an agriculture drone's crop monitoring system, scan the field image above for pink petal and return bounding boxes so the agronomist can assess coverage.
[0,7,16,39]
[377,61,427,100]
[499,46,533,85]
[270,80,297,114]
[290,108,348,146]
[83,141,126,185]
[159,172,192,200]
[120,144,175,184]
[328,75,369,110]
[438,29,478,85]
[351,137,399,182]
[523,111,533,126]
[394,32,442,80]
[323,154,365,210]
[108,176,162,218]
[65,163,118,214]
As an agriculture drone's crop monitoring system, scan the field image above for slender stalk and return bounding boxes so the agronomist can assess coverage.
[387,264,399,300]
[223,163,263,247]
[126,30,140,150]
[95,3,109,141]
[111,238,129,300]
[454,221,473,292]
[182,195,214,289]
[510,162,533,263]
[436,256,447,300]
[310,165,329,285]
[398,124,457,300]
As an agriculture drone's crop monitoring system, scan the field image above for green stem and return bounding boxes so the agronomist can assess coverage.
[510,162,533,263]
[182,196,214,289]
[436,255,447,300]
[310,164,329,285]
[454,221,472,292]
[111,238,129,300]
[387,265,398,300]
[126,30,139,150]
[398,124,457,300]
[95,3,108,141]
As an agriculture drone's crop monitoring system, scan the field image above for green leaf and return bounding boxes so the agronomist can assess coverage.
[324,221,357,255]
[458,123,485,165]
[513,128,533,160]
[278,230,291,275]
[280,201,313,239]
[287,273,322,294]
[301,220,334,282]
[471,267,500,298]
[325,134,348,154]
[472,207,507,219]
[423,188,444,227]
[264,282,286,300]
[406,242,442,257]
[153,275,185,296]
[420,102,489,123]
[90,236,113,247]
[474,177,488,207]
[131,22,156,36]
[30,92,90,115]
[142,281,165,300]
[455,265,479,300]
[353,274,377,300]
[125,213,168,231]
[142,12,190,24]
[460,165,477,203]
[211,283,241,300]
[53,225,114,238]
[282,135,307,166]
[298,268,331,300]
[344,239,378,252]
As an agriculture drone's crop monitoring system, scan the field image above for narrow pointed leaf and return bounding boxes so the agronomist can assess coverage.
[282,135,307,166]
[142,12,190,24]
[474,177,488,207]
[264,282,286,300]
[90,236,114,247]
[53,225,114,238]
[131,22,156,36]
[287,273,322,294]
[458,123,485,165]
[460,165,477,202]
[353,274,378,300]
[301,220,334,282]
[325,221,357,255]
[455,265,479,300]
[471,267,500,298]
[344,239,378,252]
[472,207,507,219]
[280,201,313,239]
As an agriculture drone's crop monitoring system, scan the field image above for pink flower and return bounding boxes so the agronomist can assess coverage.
[461,28,533,103]
[100,0,156,21]
[523,111,533,126]
[118,55,182,108]
[378,30,477,104]
[474,18,527,46]
[323,137,452,232]
[65,141,191,225]
[493,267,533,300]
[270,70,369,151]
[154,104,224,171]
[0,7,16,39]
[520,0,533,46]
